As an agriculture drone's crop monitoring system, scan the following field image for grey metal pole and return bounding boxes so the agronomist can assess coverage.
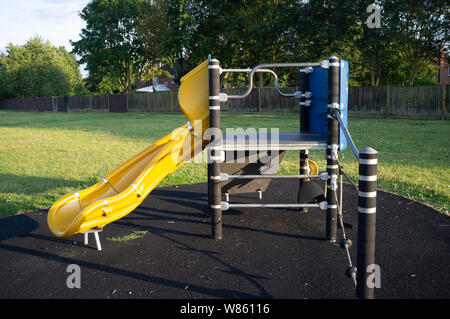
[209,58,223,240]
[333,109,359,160]
[326,56,340,243]
[356,147,378,299]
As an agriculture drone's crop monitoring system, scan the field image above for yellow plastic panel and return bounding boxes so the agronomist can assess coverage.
[178,60,210,132]
[309,160,319,175]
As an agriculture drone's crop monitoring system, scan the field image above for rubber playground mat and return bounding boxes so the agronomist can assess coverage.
[0,180,449,299]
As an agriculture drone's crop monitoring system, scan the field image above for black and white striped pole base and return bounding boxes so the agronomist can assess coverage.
[356,147,378,299]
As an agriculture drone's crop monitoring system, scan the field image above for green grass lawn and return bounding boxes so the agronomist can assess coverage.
[0,110,448,217]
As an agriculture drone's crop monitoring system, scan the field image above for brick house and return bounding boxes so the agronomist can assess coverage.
[435,46,450,85]
[437,57,450,85]
[136,64,179,91]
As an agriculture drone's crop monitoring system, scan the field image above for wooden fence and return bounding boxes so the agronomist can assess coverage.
[349,85,449,119]
[1,85,448,119]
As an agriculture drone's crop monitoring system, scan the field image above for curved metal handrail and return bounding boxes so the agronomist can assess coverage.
[222,62,321,100]
[330,108,360,159]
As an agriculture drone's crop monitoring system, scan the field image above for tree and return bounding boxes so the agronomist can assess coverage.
[71,0,156,93]
[158,0,197,84]
[137,0,187,84]
[138,0,305,85]
[384,0,449,85]
[135,0,448,88]
[0,36,85,98]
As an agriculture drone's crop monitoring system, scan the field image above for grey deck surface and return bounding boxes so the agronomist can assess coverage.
[220,132,327,150]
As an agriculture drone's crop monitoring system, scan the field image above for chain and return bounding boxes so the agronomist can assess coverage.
[334,173,357,287]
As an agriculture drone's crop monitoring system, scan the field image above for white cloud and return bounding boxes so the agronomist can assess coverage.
[0,0,90,50]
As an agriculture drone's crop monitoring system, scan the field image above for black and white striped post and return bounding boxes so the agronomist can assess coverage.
[299,68,310,212]
[326,56,340,242]
[356,147,378,299]
[208,58,223,240]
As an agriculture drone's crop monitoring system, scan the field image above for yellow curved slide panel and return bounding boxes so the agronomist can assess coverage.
[48,60,210,239]
[178,60,210,133]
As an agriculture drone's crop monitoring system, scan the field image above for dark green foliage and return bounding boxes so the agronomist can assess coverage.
[0,36,85,98]
[71,0,156,93]
[135,0,448,87]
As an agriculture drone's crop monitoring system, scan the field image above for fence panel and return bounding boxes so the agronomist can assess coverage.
[389,85,442,118]
[108,94,127,113]
[0,85,448,119]
[67,95,90,112]
[252,87,299,113]
[222,87,259,113]
[91,95,109,112]
[446,85,450,119]
[0,97,53,111]
[148,91,181,113]
[127,93,148,112]
[349,86,386,115]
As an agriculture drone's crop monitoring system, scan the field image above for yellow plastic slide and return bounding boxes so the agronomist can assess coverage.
[48,60,209,238]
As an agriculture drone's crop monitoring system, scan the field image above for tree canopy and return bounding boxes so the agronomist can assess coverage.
[66,0,448,92]
[0,36,85,99]
[71,0,157,94]
[136,0,448,87]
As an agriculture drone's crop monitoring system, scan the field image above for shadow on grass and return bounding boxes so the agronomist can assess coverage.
[0,173,90,196]
[0,173,91,216]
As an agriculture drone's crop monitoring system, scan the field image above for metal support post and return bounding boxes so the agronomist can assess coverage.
[208,58,223,240]
[326,56,340,243]
[356,147,378,299]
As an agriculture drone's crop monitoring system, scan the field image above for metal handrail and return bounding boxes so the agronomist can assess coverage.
[332,109,360,159]
[221,62,322,100]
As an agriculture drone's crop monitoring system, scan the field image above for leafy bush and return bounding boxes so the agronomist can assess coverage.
[0,36,85,98]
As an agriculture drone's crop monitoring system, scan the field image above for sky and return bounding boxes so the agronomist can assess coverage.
[0,0,90,75]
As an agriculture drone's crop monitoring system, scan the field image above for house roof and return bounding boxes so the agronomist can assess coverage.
[136,84,171,93]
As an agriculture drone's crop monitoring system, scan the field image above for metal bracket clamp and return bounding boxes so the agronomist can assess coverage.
[319,172,328,181]
[221,201,230,211]
[300,67,314,74]
[101,198,111,216]
[294,91,313,100]
[303,91,313,99]
[327,144,339,160]
[130,183,142,197]
[220,173,229,182]
[300,100,313,107]
[219,93,228,102]
[320,60,329,69]
[208,149,225,163]
[319,201,328,210]
[328,102,340,110]
[321,59,340,69]
[327,104,341,120]
[328,174,338,191]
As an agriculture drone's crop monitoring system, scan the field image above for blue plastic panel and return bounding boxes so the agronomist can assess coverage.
[307,60,349,151]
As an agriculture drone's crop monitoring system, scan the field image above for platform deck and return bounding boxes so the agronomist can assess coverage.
[216,132,327,151]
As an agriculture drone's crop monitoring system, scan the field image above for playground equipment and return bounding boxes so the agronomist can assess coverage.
[206,56,378,299]
[47,56,378,299]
